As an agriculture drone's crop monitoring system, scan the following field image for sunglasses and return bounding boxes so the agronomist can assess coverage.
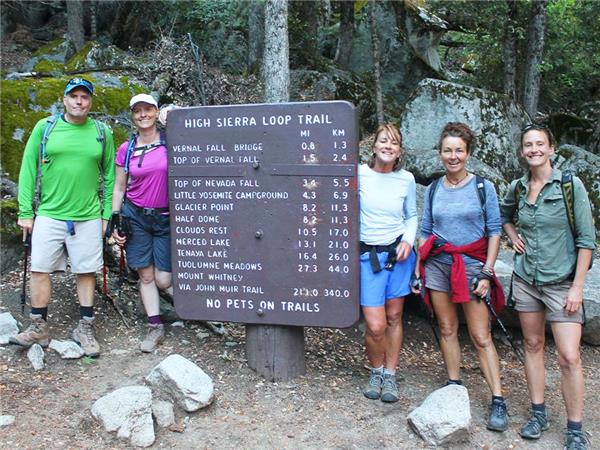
[521,123,550,133]
[64,78,94,95]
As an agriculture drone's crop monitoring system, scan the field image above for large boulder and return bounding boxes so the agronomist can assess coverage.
[91,385,154,448]
[0,312,19,345]
[145,354,214,412]
[407,385,471,446]
[552,144,600,235]
[400,78,529,186]
[20,38,75,73]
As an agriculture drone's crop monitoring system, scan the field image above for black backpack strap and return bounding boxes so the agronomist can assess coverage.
[34,115,60,212]
[428,177,441,221]
[561,170,576,236]
[475,175,487,224]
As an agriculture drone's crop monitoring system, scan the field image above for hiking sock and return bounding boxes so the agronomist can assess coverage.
[567,420,582,431]
[383,368,396,377]
[31,307,48,321]
[148,315,162,325]
[80,306,94,320]
[532,402,546,414]
[372,365,384,374]
[492,395,505,404]
[447,379,463,386]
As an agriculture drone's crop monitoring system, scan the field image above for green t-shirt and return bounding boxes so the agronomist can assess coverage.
[18,116,115,221]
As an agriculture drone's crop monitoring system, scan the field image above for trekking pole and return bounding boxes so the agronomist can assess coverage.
[473,279,524,364]
[411,277,441,348]
[21,233,32,313]
[97,239,130,328]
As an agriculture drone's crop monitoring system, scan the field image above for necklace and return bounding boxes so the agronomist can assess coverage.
[446,172,469,188]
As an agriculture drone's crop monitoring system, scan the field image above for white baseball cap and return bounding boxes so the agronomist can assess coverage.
[129,93,158,110]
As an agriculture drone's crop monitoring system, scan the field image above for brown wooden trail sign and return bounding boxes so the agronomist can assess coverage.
[167,101,359,328]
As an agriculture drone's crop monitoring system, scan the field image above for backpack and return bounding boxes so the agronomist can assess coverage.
[123,131,166,174]
[513,169,594,269]
[429,174,487,222]
[34,114,107,211]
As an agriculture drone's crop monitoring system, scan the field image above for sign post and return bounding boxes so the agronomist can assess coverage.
[167,101,359,376]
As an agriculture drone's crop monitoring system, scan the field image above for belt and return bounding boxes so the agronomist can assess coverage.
[125,198,169,216]
[360,235,403,273]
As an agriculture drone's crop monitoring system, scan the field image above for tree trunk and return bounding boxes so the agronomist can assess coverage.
[247,0,305,381]
[293,0,320,67]
[248,0,265,74]
[67,1,85,51]
[369,0,384,124]
[502,0,517,99]
[522,0,548,117]
[90,1,97,41]
[334,0,354,68]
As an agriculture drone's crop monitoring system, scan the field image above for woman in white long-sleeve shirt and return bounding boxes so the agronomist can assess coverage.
[359,123,418,403]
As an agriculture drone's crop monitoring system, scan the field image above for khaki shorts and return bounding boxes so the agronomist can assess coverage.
[31,216,103,274]
[512,275,584,324]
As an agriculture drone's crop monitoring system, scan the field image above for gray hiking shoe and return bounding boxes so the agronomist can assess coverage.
[140,323,165,353]
[9,314,49,347]
[380,373,399,403]
[72,318,100,357]
[487,400,508,431]
[564,429,590,450]
[363,370,384,400]
[520,410,549,439]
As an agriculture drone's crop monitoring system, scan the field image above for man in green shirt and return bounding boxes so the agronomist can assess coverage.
[10,78,115,357]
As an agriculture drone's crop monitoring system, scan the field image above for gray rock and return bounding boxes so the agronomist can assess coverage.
[49,339,84,359]
[407,385,471,446]
[152,399,175,428]
[91,385,154,448]
[146,354,214,412]
[0,415,15,427]
[0,312,19,344]
[27,344,45,370]
[400,78,530,187]
[20,39,75,72]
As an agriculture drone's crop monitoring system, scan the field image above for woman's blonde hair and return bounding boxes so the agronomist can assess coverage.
[368,123,404,171]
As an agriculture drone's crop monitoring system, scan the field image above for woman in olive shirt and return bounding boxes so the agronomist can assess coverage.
[501,124,595,450]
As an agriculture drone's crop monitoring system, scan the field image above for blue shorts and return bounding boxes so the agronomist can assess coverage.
[360,249,416,307]
[122,201,171,272]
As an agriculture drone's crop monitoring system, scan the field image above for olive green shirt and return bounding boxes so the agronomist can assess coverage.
[500,169,596,286]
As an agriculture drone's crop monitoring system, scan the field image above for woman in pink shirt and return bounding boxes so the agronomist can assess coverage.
[110,94,171,353]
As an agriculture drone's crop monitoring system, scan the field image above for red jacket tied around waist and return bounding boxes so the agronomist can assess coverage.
[418,235,505,315]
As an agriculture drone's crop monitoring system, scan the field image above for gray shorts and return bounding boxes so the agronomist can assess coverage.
[512,275,584,324]
[424,258,483,301]
[31,216,103,273]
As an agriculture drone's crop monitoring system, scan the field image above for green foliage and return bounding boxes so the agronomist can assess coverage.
[188,0,250,74]
[430,0,600,111]
[541,0,600,110]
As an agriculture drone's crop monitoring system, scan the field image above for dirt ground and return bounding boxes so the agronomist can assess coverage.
[1,260,599,450]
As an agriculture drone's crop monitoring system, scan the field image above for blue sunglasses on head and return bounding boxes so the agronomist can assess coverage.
[64,77,94,96]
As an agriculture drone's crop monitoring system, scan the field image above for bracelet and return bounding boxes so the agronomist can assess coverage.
[481,265,494,276]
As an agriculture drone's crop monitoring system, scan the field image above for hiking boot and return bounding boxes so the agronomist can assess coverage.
[363,370,384,400]
[72,318,100,357]
[487,399,508,431]
[564,429,590,450]
[520,410,549,439]
[140,323,165,353]
[380,374,399,403]
[9,314,49,347]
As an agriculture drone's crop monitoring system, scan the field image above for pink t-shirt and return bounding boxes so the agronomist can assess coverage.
[116,140,169,208]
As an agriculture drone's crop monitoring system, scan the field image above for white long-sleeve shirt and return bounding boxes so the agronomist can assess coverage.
[358,164,418,246]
